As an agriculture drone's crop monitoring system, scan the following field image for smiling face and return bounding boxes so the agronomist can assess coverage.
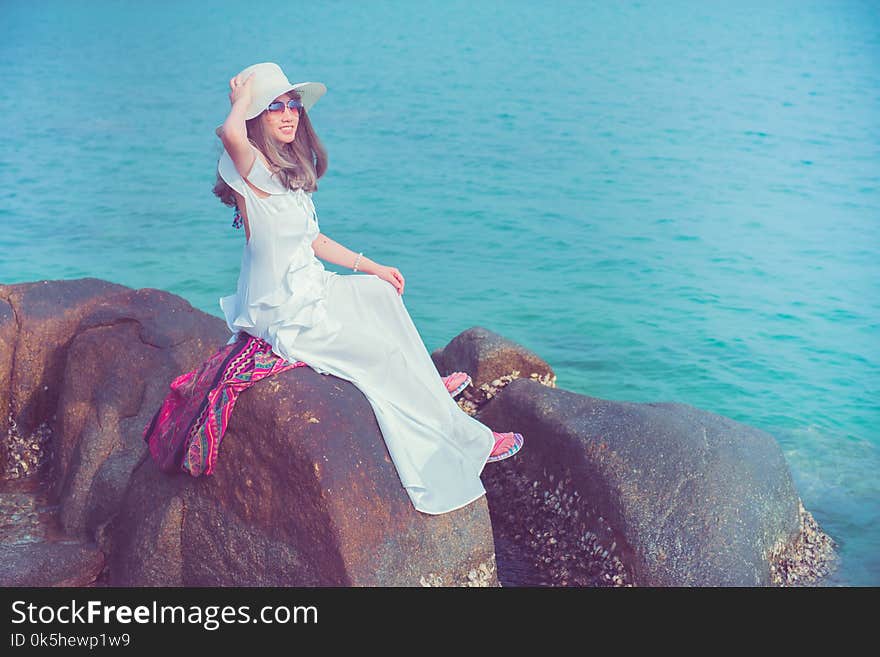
[260,91,302,146]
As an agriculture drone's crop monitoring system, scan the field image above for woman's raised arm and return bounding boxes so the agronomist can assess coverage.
[217,73,256,179]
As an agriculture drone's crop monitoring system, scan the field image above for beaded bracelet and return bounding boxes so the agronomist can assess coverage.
[353,252,363,272]
[232,202,243,229]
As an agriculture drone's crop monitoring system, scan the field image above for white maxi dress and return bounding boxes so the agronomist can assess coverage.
[217,143,496,515]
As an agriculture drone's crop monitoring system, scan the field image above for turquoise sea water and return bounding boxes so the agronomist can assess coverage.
[1,1,877,585]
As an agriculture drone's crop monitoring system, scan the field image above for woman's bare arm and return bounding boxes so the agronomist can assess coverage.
[312,233,378,274]
[217,73,256,179]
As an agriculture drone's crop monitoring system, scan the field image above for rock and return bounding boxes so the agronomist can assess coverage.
[1,278,834,587]
[430,326,554,389]
[0,296,16,475]
[107,362,498,586]
[476,378,806,586]
[0,278,498,587]
[0,278,131,473]
[0,540,105,586]
[52,285,228,538]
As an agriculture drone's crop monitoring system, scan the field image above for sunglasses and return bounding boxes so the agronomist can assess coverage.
[266,99,303,114]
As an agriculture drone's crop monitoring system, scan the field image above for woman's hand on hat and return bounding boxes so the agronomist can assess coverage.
[228,72,255,108]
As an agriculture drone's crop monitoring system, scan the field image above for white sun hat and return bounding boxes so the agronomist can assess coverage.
[215,62,326,134]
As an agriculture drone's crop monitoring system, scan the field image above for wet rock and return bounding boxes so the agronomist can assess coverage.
[0,478,66,544]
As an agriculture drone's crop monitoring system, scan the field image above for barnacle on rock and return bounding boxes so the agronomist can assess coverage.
[767,499,838,586]
[4,420,53,480]
[483,464,632,587]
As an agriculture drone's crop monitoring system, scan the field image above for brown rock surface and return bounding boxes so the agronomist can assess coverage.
[0,278,836,587]
[0,540,105,586]
[1,278,499,587]
[431,326,555,389]
[475,378,834,586]
[108,362,497,586]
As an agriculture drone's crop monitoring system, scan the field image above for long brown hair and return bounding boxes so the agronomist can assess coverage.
[212,89,329,208]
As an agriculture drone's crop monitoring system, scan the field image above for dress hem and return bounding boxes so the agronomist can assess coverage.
[410,487,488,516]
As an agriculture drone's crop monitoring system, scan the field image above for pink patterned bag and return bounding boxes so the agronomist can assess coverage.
[142,332,306,476]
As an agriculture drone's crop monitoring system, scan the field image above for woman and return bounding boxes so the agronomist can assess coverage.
[212,62,523,515]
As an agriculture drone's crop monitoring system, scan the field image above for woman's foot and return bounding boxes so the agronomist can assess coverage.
[488,431,524,463]
[442,371,472,398]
